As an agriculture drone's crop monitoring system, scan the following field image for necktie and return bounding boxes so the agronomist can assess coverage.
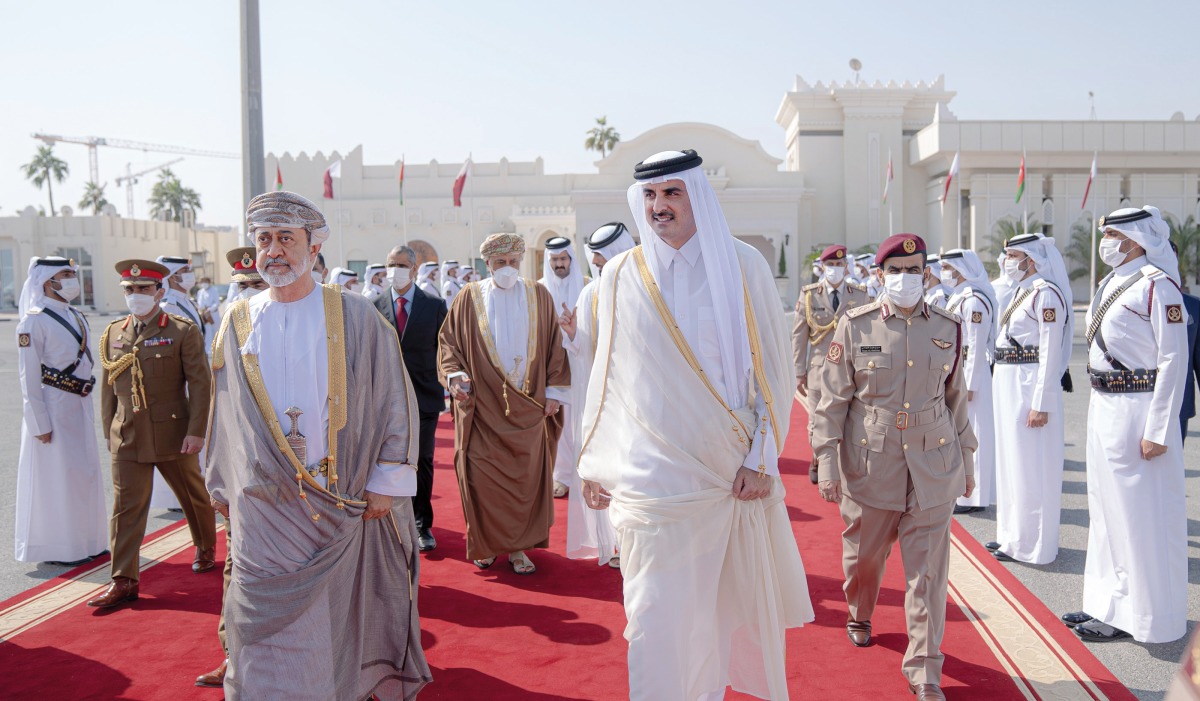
[134,321,145,337]
[831,289,840,311]
[395,297,408,338]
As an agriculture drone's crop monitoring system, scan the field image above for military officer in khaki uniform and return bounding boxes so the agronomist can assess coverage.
[793,243,869,483]
[86,259,217,609]
[812,234,977,701]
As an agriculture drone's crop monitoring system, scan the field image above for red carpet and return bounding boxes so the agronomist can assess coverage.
[0,402,1135,700]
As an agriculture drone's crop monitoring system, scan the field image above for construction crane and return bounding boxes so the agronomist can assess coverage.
[114,158,184,218]
[31,133,238,186]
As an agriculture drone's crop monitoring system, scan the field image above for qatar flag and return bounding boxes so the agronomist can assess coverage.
[452,158,472,207]
[941,151,959,204]
[1081,153,1098,210]
[323,159,342,199]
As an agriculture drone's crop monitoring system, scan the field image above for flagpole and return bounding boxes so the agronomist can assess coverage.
[1022,147,1028,235]
[467,153,475,271]
[337,195,344,266]
[400,154,407,245]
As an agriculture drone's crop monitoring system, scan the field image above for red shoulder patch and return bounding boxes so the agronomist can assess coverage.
[1166,304,1183,324]
[827,341,844,364]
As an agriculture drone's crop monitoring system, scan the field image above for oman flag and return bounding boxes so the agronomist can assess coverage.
[323,160,342,200]
[275,163,283,191]
[1015,151,1027,203]
[452,158,472,207]
[398,157,405,206]
[881,149,894,204]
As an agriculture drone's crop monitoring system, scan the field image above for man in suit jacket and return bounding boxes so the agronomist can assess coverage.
[375,244,448,552]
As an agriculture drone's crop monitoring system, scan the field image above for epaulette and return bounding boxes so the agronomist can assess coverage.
[801,281,822,292]
[929,304,962,323]
[1142,264,1167,279]
[25,307,42,315]
[847,282,867,293]
[846,299,884,319]
[168,313,196,326]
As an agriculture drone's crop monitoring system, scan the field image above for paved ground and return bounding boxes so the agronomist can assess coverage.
[0,310,1193,699]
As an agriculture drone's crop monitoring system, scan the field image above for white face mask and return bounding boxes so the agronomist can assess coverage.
[125,291,159,317]
[199,282,210,290]
[177,271,196,290]
[238,286,263,301]
[939,269,958,287]
[823,265,846,285]
[54,277,80,302]
[387,267,412,290]
[1098,238,1127,267]
[1003,257,1024,279]
[491,266,519,289]
[883,273,924,308]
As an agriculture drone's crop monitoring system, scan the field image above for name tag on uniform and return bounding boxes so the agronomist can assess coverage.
[859,345,882,353]
[112,340,125,349]
[144,337,173,347]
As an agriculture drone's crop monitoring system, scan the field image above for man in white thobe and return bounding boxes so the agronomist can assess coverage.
[987,233,1073,565]
[196,276,221,353]
[923,256,951,308]
[14,256,107,566]
[1062,206,1188,644]
[558,222,634,567]
[941,250,998,515]
[578,150,813,701]
[441,260,464,306]
[362,263,386,302]
[207,191,429,699]
[538,235,588,498]
[416,262,439,298]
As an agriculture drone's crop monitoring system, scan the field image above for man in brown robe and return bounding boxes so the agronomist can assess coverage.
[206,191,430,700]
[437,233,570,575]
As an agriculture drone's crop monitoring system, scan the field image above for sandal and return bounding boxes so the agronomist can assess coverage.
[608,555,621,569]
[553,481,569,498]
[509,551,536,575]
[473,557,496,569]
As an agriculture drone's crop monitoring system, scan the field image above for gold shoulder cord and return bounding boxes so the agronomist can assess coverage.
[231,296,366,523]
[323,285,348,508]
[631,247,750,445]
[804,289,838,346]
[98,321,146,413]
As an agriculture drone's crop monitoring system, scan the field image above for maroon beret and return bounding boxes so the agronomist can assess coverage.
[875,233,926,265]
[819,245,847,263]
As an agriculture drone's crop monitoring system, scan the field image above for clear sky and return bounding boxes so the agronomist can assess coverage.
[4,0,1198,229]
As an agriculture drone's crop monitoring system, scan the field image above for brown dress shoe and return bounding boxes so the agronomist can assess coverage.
[195,658,228,687]
[192,547,216,573]
[846,620,872,647]
[908,683,946,700]
[86,578,138,608]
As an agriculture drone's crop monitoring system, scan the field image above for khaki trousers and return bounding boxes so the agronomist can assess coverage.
[109,454,217,582]
[840,482,954,686]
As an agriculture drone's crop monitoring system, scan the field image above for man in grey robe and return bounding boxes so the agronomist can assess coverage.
[207,191,430,700]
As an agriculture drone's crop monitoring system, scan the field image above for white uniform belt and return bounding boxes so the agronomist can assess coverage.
[850,401,944,431]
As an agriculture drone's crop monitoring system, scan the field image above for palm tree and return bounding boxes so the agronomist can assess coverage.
[148,168,202,223]
[1064,215,1108,288]
[78,181,109,215]
[984,215,1043,277]
[584,117,620,159]
[1165,213,1200,286]
[21,145,69,216]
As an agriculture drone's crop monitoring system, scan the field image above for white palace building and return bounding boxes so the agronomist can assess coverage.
[4,74,1199,312]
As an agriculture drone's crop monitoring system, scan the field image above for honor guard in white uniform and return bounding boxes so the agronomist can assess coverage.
[924,255,951,308]
[792,244,869,484]
[362,263,387,301]
[1062,206,1188,644]
[940,250,998,514]
[987,233,1073,565]
[14,256,108,566]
